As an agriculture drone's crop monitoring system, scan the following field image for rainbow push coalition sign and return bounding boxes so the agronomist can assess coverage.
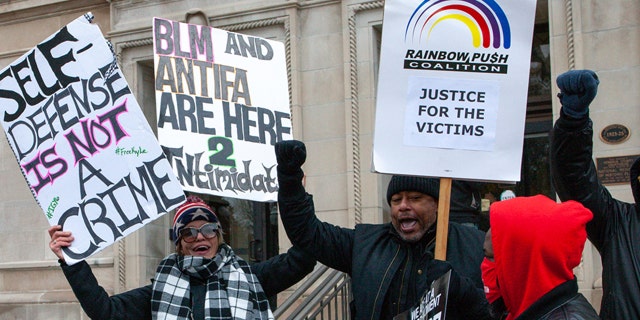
[373,0,537,183]
[404,0,511,49]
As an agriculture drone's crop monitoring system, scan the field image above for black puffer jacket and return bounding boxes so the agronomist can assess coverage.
[277,171,490,320]
[550,111,640,320]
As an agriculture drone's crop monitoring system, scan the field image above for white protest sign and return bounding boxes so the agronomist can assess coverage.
[0,14,186,265]
[373,0,537,182]
[153,18,292,202]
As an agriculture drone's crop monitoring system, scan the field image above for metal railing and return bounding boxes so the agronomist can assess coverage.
[274,264,351,320]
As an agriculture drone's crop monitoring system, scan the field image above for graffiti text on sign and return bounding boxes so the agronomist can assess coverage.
[162,145,278,195]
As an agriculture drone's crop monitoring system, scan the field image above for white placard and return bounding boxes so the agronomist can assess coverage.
[153,18,292,202]
[0,15,185,264]
[373,0,537,182]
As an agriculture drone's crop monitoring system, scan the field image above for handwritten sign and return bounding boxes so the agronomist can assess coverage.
[153,18,292,202]
[373,0,537,182]
[0,14,185,264]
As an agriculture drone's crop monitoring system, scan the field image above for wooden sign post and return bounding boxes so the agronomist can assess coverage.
[435,178,452,261]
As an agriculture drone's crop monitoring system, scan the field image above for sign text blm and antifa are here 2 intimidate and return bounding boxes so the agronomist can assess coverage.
[153,17,292,202]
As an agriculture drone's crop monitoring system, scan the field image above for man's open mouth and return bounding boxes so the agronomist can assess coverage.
[400,219,418,232]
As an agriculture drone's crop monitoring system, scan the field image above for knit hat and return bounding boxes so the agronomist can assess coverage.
[500,190,516,201]
[386,175,439,204]
[170,195,219,244]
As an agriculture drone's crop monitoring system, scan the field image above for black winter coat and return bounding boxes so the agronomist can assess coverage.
[61,246,315,319]
[277,172,490,320]
[516,280,598,320]
[550,112,640,320]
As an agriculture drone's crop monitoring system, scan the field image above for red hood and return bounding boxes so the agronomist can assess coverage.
[481,258,501,303]
[490,195,592,319]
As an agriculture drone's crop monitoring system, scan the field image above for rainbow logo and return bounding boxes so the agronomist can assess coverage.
[404,0,511,49]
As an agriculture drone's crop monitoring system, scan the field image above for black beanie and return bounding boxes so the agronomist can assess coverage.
[386,175,439,204]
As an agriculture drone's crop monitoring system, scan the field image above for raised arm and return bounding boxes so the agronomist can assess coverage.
[275,140,355,274]
[549,70,619,248]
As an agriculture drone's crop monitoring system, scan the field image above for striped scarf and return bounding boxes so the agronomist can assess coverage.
[151,244,273,319]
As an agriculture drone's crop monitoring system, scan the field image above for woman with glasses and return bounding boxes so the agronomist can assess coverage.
[48,195,315,320]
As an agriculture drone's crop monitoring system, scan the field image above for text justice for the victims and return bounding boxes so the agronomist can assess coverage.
[414,88,488,137]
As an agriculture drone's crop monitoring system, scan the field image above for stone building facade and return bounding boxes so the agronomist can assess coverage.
[0,0,638,318]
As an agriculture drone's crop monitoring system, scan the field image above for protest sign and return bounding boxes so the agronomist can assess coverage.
[372,0,537,183]
[394,270,451,320]
[153,18,292,202]
[0,14,186,265]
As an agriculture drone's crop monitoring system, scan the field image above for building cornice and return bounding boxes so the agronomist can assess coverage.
[0,0,108,26]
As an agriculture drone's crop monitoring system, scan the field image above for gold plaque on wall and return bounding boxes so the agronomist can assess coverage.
[600,124,630,144]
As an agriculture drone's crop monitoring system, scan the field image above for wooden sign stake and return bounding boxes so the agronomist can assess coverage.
[435,178,452,261]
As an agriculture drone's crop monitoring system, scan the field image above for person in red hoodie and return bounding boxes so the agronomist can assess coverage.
[481,195,599,320]
[481,228,507,319]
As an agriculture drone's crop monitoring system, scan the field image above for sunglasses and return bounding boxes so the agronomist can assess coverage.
[179,223,219,243]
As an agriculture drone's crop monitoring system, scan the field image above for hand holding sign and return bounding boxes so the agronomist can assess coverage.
[48,225,73,262]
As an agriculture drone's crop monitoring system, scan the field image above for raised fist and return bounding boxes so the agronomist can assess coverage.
[275,140,307,174]
[556,69,599,119]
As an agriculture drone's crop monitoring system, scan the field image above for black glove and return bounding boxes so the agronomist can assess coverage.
[556,69,599,119]
[275,140,307,175]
